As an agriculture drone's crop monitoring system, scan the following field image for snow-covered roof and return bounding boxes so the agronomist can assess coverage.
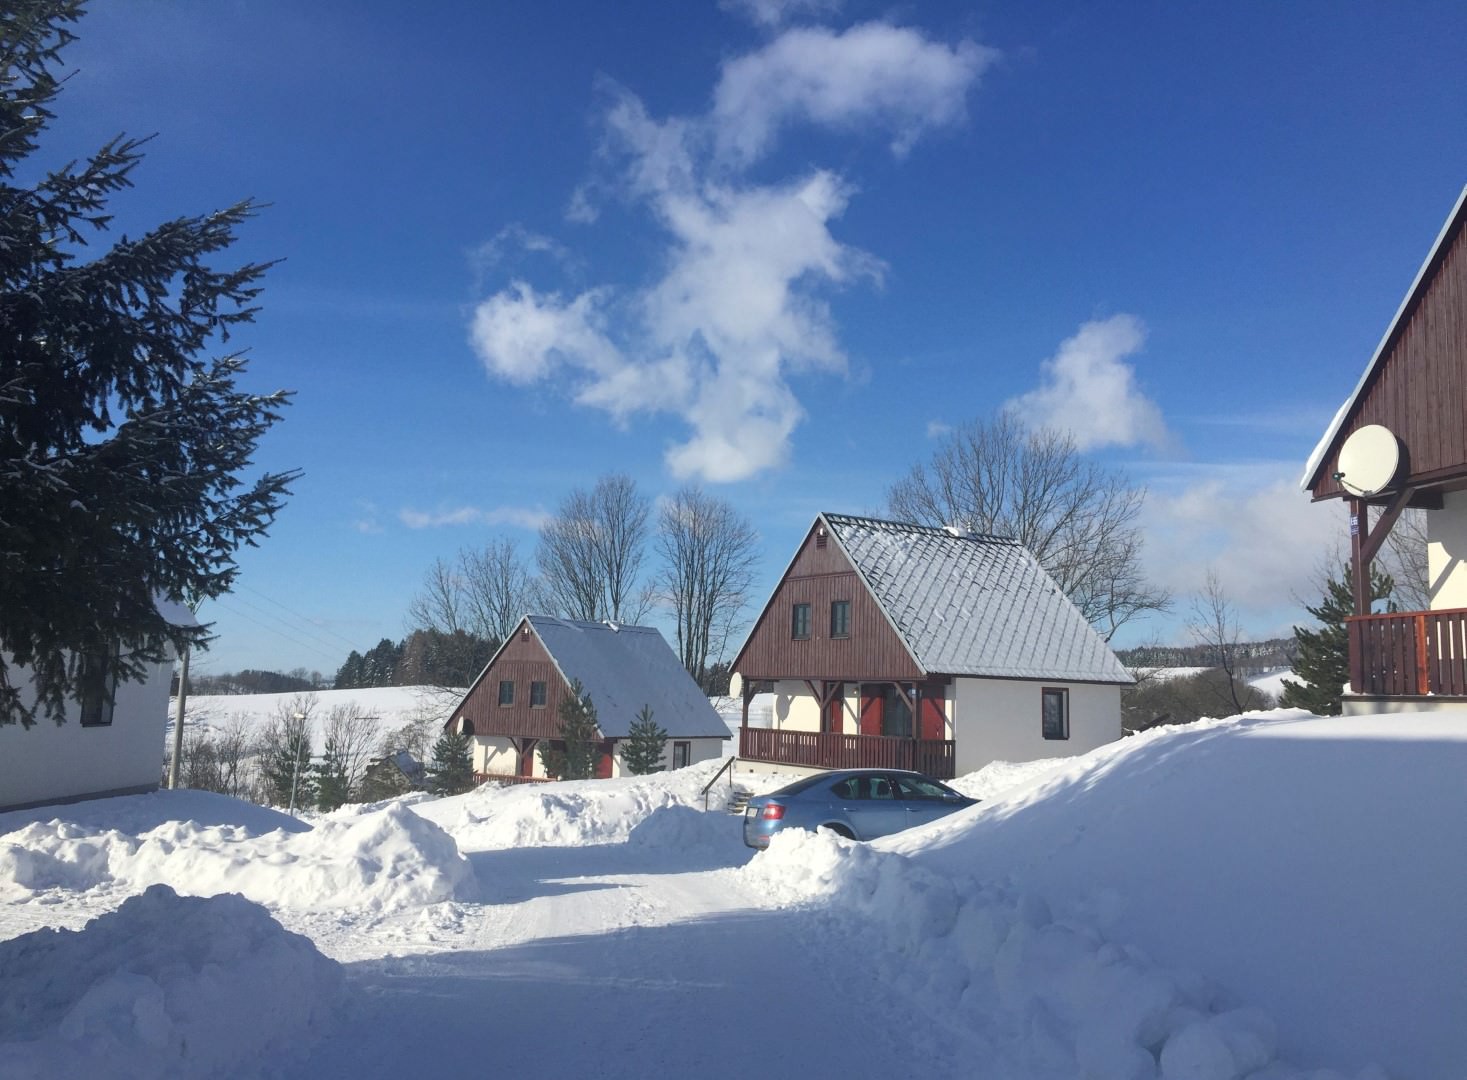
[824,514,1132,685]
[1301,184,1467,492]
[528,616,731,740]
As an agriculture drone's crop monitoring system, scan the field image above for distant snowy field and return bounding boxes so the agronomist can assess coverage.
[167,685,460,744]
[3,709,1462,1078]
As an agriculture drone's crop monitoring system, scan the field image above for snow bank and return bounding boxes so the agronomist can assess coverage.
[626,805,743,853]
[948,756,1073,801]
[414,759,732,849]
[0,803,476,913]
[747,712,1464,1078]
[0,884,341,1079]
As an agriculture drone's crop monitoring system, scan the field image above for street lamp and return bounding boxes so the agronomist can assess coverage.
[288,711,307,815]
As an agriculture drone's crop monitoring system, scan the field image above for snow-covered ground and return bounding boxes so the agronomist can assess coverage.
[166,684,458,743]
[2,711,1462,1078]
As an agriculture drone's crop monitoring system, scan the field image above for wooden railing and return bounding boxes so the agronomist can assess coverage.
[473,772,552,786]
[1347,607,1467,696]
[739,727,955,779]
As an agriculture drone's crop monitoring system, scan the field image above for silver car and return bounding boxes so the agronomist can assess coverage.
[743,768,976,848]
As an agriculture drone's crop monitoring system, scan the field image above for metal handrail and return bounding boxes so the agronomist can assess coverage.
[701,755,736,811]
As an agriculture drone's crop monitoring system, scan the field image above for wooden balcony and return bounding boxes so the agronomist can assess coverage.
[1347,607,1467,696]
[473,772,552,787]
[739,727,955,779]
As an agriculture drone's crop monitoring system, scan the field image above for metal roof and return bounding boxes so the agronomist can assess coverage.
[823,514,1132,685]
[527,616,731,740]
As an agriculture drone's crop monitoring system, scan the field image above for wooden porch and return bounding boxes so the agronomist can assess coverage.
[473,772,552,787]
[739,727,956,779]
[1347,607,1467,696]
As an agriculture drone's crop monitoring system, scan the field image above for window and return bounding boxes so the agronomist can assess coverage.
[498,680,515,706]
[530,681,547,707]
[791,603,811,640]
[672,741,691,769]
[78,647,115,727]
[1042,687,1069,740]
[830,600,850,638]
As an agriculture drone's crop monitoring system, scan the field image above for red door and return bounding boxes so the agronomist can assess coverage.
[859,686,883,736]
[519,739,537,776]
[824,683,844,734]
[596,739,615,779]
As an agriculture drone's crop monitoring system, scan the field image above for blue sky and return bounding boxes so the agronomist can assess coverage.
[47,0,1467,677]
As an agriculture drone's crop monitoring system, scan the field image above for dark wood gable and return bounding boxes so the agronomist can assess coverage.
[1310,191,1467,502]
[733,517,923,682]
[449,619,577,741]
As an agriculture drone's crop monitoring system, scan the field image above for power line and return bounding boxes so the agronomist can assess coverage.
[209,599,343,667]
[236,584,369,652]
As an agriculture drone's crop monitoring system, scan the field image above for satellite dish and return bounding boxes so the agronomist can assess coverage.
[727,671,742,698]
[1336,424,1401,497]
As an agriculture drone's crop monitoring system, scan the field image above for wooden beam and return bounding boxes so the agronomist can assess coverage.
[1360,485,1416,566]
[1350,497,1370,616]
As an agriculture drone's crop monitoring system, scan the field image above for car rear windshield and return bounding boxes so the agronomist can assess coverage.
[768,774,830,797]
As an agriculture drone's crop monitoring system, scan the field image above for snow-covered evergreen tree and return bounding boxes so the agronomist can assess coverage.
[0,1,298,726]
[1281,565,1393,716]
[621,705,667,775]
[540,678,602,780]
[427,731,475,796]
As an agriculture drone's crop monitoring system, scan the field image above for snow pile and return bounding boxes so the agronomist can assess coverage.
[0,884,341,1079]
[626,805,742,852]
[0,803,476,913]
[414,759,732,849]
[948,756,1073,801]
[747,712,1466,1078]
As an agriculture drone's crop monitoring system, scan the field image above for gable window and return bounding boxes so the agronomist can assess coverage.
[498,680,515,706]
[830,600,850,638]
[791,603,811,640]
[1042,687,1069,740]
[530,681,547,707]
[78,647,115,727]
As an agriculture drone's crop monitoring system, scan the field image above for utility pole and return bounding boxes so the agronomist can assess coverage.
[167,646,191,789]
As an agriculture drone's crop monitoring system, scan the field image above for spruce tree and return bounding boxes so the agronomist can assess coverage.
[313,737,351,811]
[539,678,602,780]
[261,722,314,811]
[427,731,475,796]
[621,704,667,775]
[1281,565,1393,716]
[0,2,299,726]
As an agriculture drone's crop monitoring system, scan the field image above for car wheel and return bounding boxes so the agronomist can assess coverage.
[819,823,855,840]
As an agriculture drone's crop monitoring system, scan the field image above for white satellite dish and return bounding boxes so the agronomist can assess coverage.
[1336,424,1401,497]
[727,671,742,699]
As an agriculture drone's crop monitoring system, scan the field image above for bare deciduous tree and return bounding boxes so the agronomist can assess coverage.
[1188,569,1253,717]
[537,474,652,623]
[319,703,381,799]
[1382,507,1430,611]
[656,486,760,685]
[887,412,1168,639]
[409,539,542,646]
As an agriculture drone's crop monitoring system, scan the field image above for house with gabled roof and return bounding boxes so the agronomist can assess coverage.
[730,513,1131,778]
[1302,184,1467,710]
[446,615,730,781]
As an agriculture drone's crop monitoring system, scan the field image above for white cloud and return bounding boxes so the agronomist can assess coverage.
[926,419,951,439]
[398,506,551,531]
[469,282,622,386]
[470,20,990,484]
[712,23,996,165]
[1140,469,1342,619]
[721,0,842,28]
[1008,314,1170,451]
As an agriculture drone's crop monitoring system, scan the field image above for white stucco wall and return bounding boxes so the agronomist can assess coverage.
[770,680,823,731]
[609,736,728,777]
[951,677,1121,775]
[0,659,173,811]
[471,735,519,776]
[1427,490,1467,609]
